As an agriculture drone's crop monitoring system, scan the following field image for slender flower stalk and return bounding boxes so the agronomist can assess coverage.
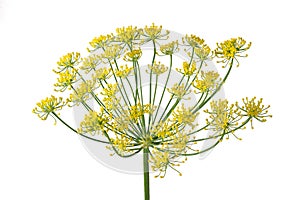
[33,24,271,200]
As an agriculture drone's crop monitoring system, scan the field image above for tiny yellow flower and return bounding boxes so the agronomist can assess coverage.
[172,104,199,128]
[54,69,77,92]
[160,40,179,55]
[100,83,119,97]
[54,52,80,73]
[80,54,102,73]
[167,83,191,99]
[238,97,272,128]
[183,34,205,48]
[32,95,67,121]
[102,96,120,111]
[205,99,241,138]
[111,134,133,155]
[176,61,197,76]
[88,34,113,52]
[169,131,189,154]
[115,64,133,78]
[214,37,251,66]
[101,45,122,61]
[115,25,141,44]
[150,121,173,139]
[150,149,169,177]
[111,115,130,132]
[123,48,142,62]
[78,108,109,135]
[126,103,155,122]
[147,61,168,75]
[194,44,211,61]
[142,23,169,43]
[68,80,97,106]
[92,67,112,81]
[193,70,221,93]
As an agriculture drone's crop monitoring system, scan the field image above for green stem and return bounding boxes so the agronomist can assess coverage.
[143,148,150,200]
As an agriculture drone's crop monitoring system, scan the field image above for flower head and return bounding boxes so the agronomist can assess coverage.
[78,108,109,135]
[142,23,169,43]
[214,37,251,66]
[167,83,191,99]
[54,69,77,92]
[100,83,119,98]
[32,95,67,121]
[80,54,102,73]
[183,34,205,48]
[160,41,179,55]
[101,45,122,62]
[147,61,168,75]
[115,25,141,45]
[172,104,199,128]
[150,120,174,139]
[238,97,272,128]
[150,149,169,177]
[194,44,211,61]
[193,71,221,93]
[123,48,142,62]
[115,64,133,78]
[92,67,112,82]
[54,52,80,73]
[205,99,242,139]
[126,103,156,122]
[87,34,113,52]
[110,134,133,155]
[176,61,197,76]
[68,80,97,106]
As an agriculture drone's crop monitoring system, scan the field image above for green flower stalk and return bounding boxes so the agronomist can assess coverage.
[33,23,272,200]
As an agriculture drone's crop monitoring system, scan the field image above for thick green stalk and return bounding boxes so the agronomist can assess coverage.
[143,148,150,200]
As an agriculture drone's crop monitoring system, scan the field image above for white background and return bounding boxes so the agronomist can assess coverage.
[1,0,299,199]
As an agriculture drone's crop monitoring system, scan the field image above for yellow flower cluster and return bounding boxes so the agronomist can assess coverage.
[78,108,109,135]
[167,83,190,99]
[239,97,272,128]
[32,95,66,121]
[115,25,141,44]
[160,41,179,55]
[88,34,113,52]
[54,69,77,92]
[54,52,80,73]
[150,149,169,177]
[69,80,96,106]
[205,99,241,138]
[123,48,142,62]
[100,83,119,97]
[80,54,102,73]
[127,103,156,122]
[194,44,211,61]
[150,121,174,139]
[92,67,112,81]
[148,61,168,75]
[100,84,120,111]
[176,61,197,76]
[103,96,120,111]
[115,64,133,78]
[214,37,251,66]
[169,131,189,154]
[101,45,122,61]
[183,34,205,48]
[142,23,170,42]
[172,104,199,128]
[111,134,133,155]
[111,115,130,132]
[193,71,221,93]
